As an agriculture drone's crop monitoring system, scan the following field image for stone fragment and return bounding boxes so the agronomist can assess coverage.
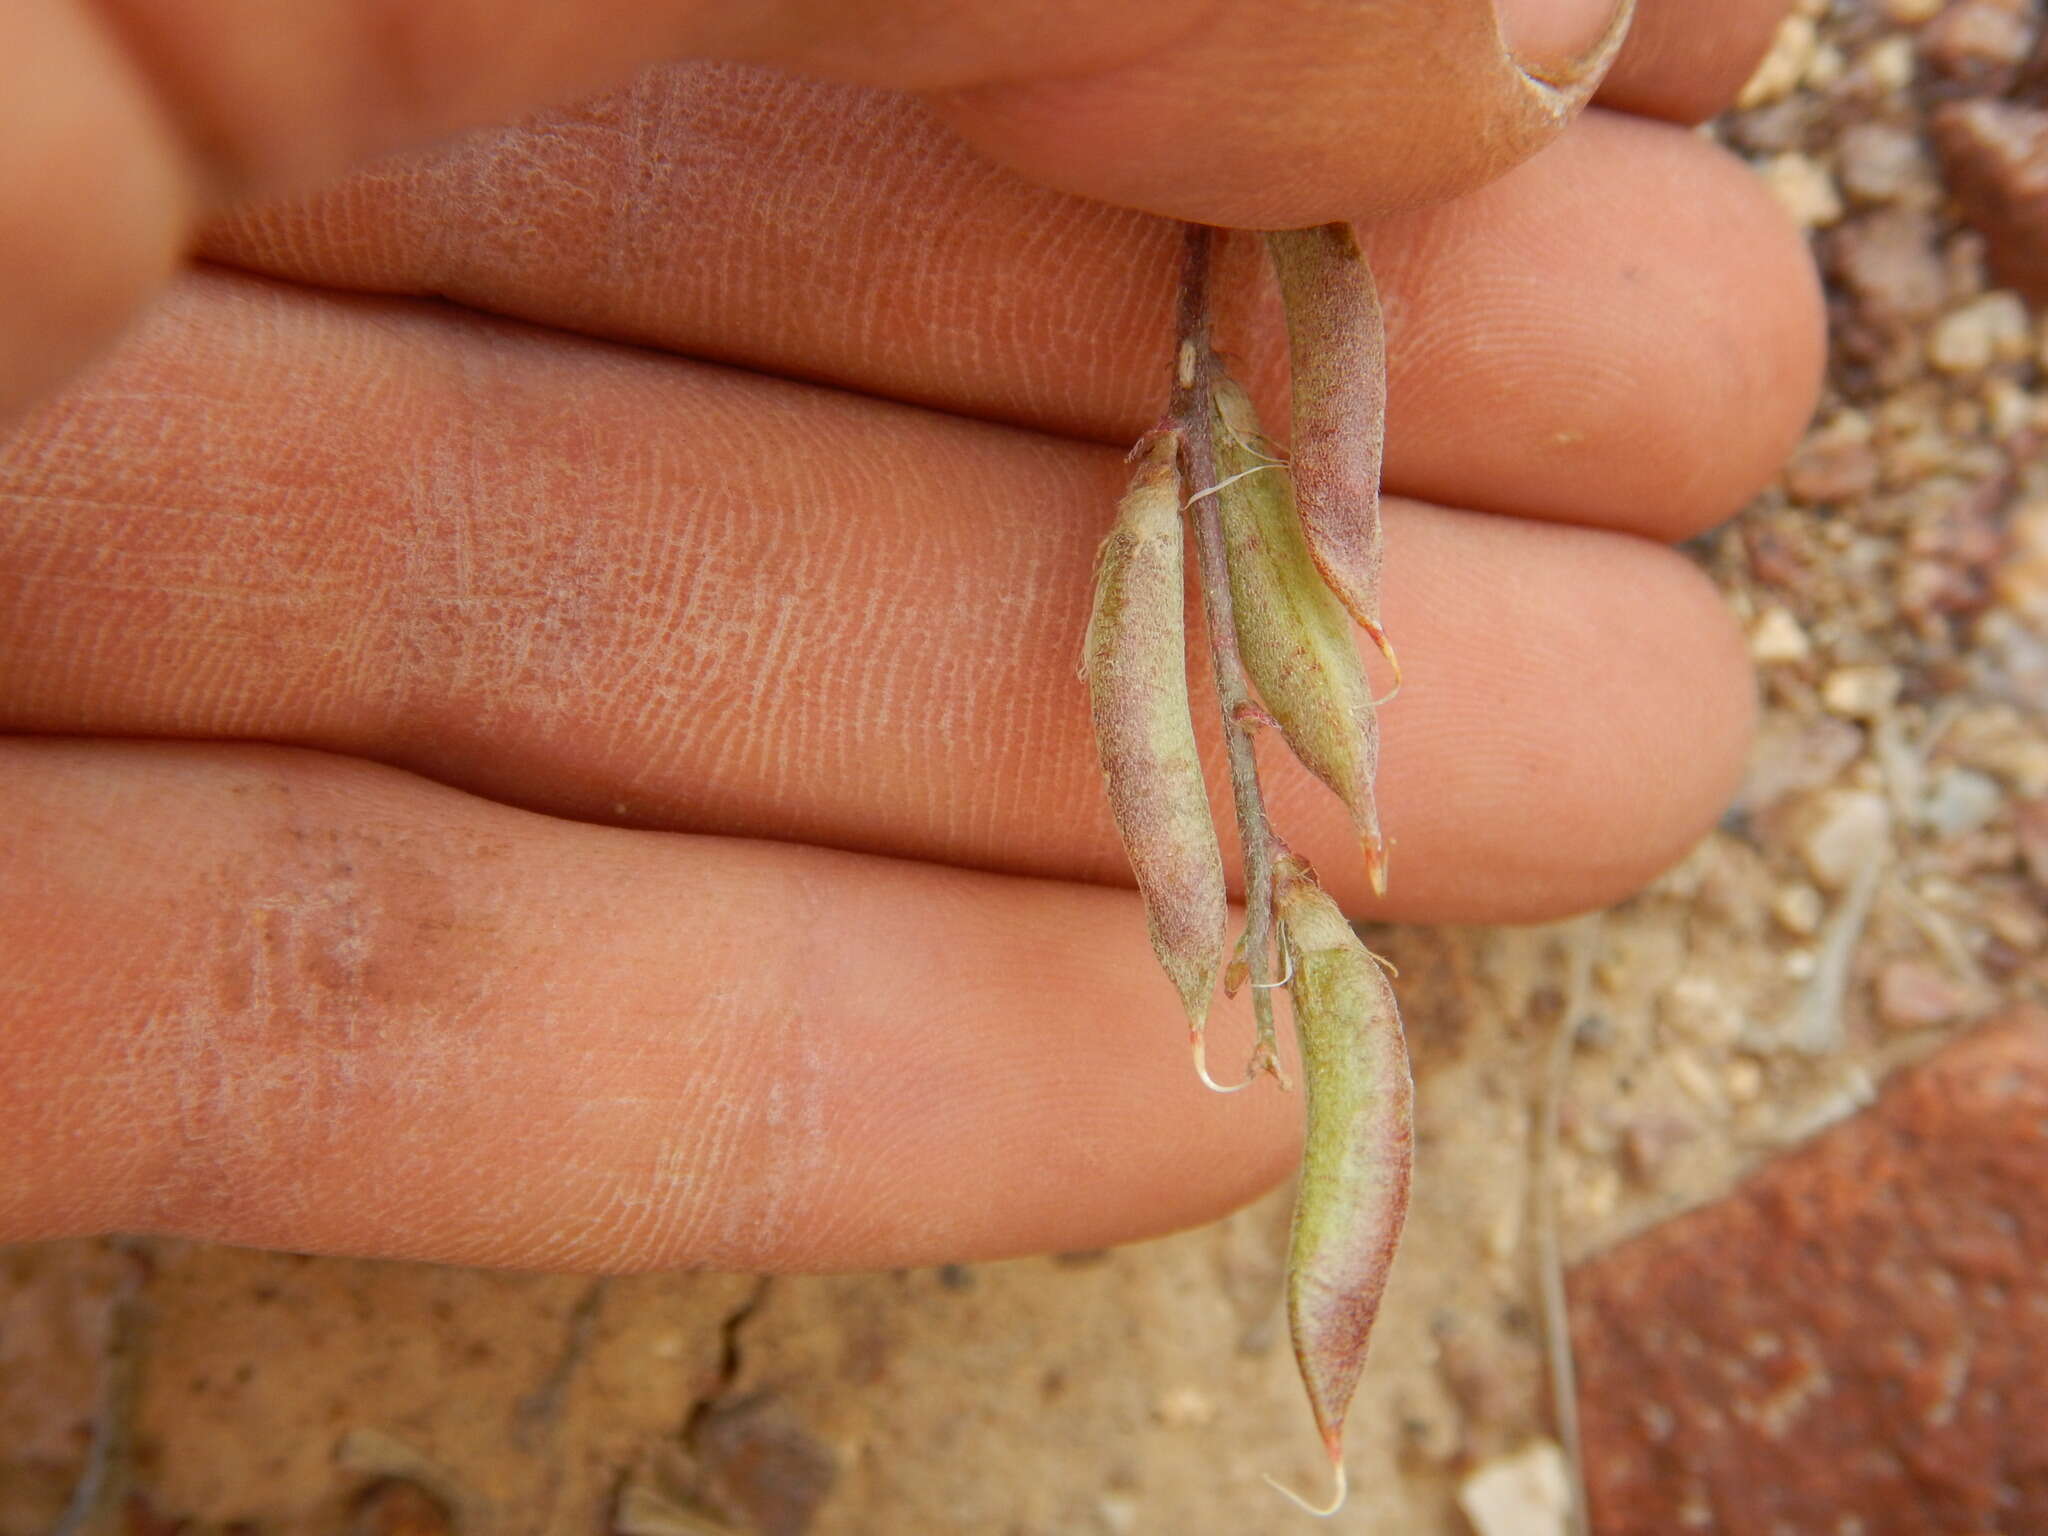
[350,1481,453,1536]
[1874,958,1978,1030]
[1759,152,1845,229]
[1934,97,2048,301]
[1573,1011,2048,1535]
[1458,1441,1572,1536]
[1620,1115,1697,1183]
[1883,0,1944,24]
[1737,717,1866,817]
[1930,289,2034,375]
[1826,209,1947,323]
[1839,122,1930,204]
[1996,497,2048,625]
[1920,0,2035,88]
[1863,34,1920,92]
[1738,15,1819,109]
[2018,797,2048,889]
[1921,763,2004,835]
[1795,789,1893,889]
[691,1399,837,1536]
[1661,974,1744,1049]
[1821,664,1903,718]
[1771,882,1825,936]
[1784,433,1881,505]
[1748,606,1814,664]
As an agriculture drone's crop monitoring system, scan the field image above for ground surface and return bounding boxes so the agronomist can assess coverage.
[7,2,2048,1532]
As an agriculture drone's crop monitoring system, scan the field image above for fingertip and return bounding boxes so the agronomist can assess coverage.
[0,0,192,418]
[1599,0,1797,124]
[1331,509,1757,924]
[932,0,1595,228]
[1369,112,1827,540]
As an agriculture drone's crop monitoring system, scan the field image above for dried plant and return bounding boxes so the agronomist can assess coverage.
[1083,4,1634,1511]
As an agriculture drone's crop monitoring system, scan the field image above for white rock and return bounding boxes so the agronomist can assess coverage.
[1459,1442,1573,1536]
[1750,606,1815,663]
[1821,664,1902,718]
[1920,764,2004,835]
[1798,790,1893,890]
[1759,152,1845,229]
[1773,883,1826,936]
[1930,292,2032,375]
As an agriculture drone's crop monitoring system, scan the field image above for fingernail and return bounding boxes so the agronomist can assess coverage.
[1497,0,1624,75]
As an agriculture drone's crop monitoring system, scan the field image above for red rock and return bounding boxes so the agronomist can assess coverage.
[350,1480,451,1536]
[1826,208,1950,323]
[1921,0,2036,91]
[1784,435,1882,506]
[1571,1010,2048,1536]
[2017,797,2048,889]
[1933,96,2048,301]
[1875,958,1979,1030]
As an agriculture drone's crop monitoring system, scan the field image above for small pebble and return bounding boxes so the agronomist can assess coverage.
[1739,15,1819,109]
[1786,435,1881,505]
[1921,764,2004,836]
[1622,1115,1697,1183]
[1773,883,1826,937]
[1459,1442,1573,1536]
[1822,665,1903,718]
[1920,0,2034,84]
[1863,35,1918,92]
[1827,208,1946,323]
[1750,607,1815,664]
[1838,122,1928,204]
[1929,291,2033,374]
[1760,152,1846,229]
[1875,959,1977,1030]
[1151,1386,1217,1428]
[1725,1059,1765,1105]
[1797,790,1893,890]
[2018,799,2048,890]
[1662,974,1745,1048]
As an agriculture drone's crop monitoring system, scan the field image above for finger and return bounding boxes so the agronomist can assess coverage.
[0,738,1300,1267]
[0,269,1755,926]
[5,0,1781,419]
[204,92,1823,542]
[0,0,189,412]
[1600,0,1794,124]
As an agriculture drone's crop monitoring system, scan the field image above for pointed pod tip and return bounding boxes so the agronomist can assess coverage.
[1361,832,1389,899]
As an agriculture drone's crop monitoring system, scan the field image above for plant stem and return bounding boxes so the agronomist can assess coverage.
[1171,224,1285,1087]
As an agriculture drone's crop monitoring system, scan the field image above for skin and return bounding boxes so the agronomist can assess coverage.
[0,0,1821,1272]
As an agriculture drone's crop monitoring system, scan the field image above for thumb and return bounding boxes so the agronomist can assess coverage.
[935,0,1634,228]
[1,0,1626,421]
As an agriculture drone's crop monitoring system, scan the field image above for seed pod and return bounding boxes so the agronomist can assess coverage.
[1084,433,1228,1047]
[1211,375,1387,893]
[1274,857,1413,1511]
[1263,224,1398,690]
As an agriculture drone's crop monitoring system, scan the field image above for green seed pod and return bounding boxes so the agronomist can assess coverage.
[1211,376,1388,893]
[1084,433,1228,1049]
[1274,857,1413,1512]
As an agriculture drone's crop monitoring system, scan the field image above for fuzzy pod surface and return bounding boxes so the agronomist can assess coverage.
[1212,376,1386,892]
[1276,858,1414,1480]
[1084,433,1228,1037]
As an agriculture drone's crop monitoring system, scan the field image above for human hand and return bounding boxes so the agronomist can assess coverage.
[0,0,1820,1272]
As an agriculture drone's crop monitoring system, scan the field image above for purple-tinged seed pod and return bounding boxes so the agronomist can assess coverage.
[1271,856,1413,1515]
[1264,224,1400,694]
[1084,433,1228,1058]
